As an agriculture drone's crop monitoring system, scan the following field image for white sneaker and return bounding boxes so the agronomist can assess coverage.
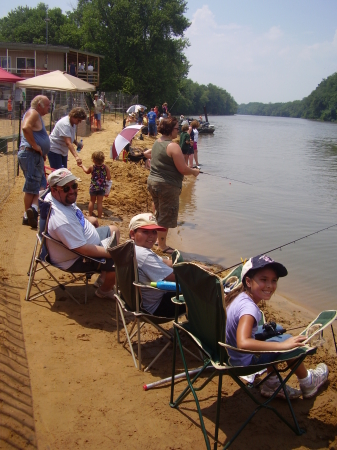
[261,378,302,400]
[95,287,115,299]
[299,363,329,398]
[93,275,104,288]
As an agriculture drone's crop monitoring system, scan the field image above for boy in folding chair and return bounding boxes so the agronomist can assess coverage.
[45,168,120,299]
[129,213,186,317]
[225,255,329,399]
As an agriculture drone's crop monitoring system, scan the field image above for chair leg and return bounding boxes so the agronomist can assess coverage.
[25,259,39,301]
[137,317,142,370]
[170,328,212,450]
[170,326,178,405]
[331,324,337,354]
[213,373,223,450]
[116,302,138,369]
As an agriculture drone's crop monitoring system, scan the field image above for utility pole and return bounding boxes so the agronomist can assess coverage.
[45,7,50,45]
[44,6,50,70]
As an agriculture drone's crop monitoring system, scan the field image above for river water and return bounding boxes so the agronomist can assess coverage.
[169,115,337,313]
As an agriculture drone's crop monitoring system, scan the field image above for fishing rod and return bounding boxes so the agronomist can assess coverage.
[169,91,181,112]
[216,221,337,274]
[199,171,252,186]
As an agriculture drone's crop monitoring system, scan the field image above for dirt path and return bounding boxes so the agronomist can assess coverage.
[0,115,336,450]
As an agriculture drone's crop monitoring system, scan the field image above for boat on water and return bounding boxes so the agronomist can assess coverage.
[198,122,215,134]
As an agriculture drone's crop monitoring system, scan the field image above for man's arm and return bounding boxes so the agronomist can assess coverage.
[73,243,112,259]
[22,109,43,156]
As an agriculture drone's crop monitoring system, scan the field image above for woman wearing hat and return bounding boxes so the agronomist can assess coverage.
[93,93,105,130]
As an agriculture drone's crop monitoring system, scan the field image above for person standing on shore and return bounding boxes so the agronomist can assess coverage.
[48,107,86,170]
[147,117,199,254]
[93,93,105,131]
[191,120,200,167]
[18,95,51,228]
[147,108,157,136]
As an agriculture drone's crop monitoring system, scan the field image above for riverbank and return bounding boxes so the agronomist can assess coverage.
[0,115,336,449]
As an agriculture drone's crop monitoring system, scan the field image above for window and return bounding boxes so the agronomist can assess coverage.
[0,56,11,69]
[17,57,35,70]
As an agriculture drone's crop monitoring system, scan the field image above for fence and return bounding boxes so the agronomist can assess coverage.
[0,87,139,209]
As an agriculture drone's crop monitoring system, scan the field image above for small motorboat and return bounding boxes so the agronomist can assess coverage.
[198,122,215,134]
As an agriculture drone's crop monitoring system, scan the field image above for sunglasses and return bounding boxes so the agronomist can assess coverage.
[56,182,78,193]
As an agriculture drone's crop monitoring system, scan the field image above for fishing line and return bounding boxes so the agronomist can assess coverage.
[199,171,252,186]
[216,222,337,274]
[169,92,181,112]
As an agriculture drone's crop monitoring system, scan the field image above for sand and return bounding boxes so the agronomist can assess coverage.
[0,114,336,450]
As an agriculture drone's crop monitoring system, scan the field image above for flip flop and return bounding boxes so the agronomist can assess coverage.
[162,246,175,255]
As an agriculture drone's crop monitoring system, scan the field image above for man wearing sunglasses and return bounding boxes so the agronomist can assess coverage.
[44,168,120,299]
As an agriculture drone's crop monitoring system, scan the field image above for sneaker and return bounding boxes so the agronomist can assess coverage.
[93,275,104,288]
[261,378,302,400]
[22,217,29,226]
[95,287,115,299]
[26,207,38,228]
[299,363,329,398]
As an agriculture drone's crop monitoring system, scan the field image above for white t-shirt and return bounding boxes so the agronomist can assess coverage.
[49,116,76,156]
[135,245,173,314]
[45,193,101,270]
[193,128,199,143]
[94,99,105,114]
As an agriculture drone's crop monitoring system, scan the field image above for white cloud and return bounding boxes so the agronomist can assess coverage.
[184,6,337,103]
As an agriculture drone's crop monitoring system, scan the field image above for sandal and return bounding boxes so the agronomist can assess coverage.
[162,246,175,255]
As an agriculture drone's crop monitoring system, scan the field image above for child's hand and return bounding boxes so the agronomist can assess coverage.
[280,335,307,350]
[76,158,82,167]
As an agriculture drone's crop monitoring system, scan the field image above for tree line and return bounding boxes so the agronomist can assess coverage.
[0,1,237,116]
[237,72,337,122]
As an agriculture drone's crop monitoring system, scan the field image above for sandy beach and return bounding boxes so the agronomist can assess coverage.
[0,114,336,450]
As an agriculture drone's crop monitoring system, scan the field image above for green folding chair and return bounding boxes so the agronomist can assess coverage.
[170,261,318,450]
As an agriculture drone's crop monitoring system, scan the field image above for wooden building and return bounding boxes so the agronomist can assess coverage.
[0,43,104,87]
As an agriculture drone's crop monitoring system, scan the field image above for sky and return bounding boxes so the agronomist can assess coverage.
[1,0,337,103]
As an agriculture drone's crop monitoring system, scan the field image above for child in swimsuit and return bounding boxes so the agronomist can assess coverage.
[80,151,111,218]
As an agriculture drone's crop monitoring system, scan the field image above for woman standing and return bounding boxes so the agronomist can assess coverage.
[191,120,200,167]
[48,107,86,169]
[147,117,200,254]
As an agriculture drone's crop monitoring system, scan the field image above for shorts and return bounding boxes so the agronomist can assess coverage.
[187,145,194,155]
[147,180,181,229]
[94,113,101,120]
[193,142,197,151]
[48,152,68,170]
[67,226,115,273]
[148,122,156,135]
[89,189,105,196]
[251,328,293,365]
[18,148,47,195]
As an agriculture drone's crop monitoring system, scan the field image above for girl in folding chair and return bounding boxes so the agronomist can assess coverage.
[225,255,328,399]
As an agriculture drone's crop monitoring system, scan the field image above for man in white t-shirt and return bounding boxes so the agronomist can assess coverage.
[45,168,120,299]
[129,213,186,317]
[93,93,105,131]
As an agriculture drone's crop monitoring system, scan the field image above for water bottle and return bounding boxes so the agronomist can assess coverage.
[77,139,83,152]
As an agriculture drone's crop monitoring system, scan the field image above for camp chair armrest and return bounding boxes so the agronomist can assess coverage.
[218,341,312,354]
[42,232,106,264]
[171,294,185,305]
[133,281,160,290]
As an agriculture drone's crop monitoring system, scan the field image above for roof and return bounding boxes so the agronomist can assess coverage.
[0,67,24,83]
[0,42,104,58]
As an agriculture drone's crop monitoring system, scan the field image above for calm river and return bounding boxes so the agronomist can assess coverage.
[169,115,337,313]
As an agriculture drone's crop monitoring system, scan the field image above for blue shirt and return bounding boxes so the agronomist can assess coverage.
[147,111,157,124]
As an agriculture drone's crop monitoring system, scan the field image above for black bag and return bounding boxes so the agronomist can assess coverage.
[255,321,285,341]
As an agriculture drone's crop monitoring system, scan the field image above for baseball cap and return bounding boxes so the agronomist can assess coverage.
[241,254,288,280]
[129,213,167,232]
[48,168,78,187]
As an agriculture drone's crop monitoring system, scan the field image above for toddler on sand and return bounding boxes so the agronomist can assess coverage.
[80,151,111,218]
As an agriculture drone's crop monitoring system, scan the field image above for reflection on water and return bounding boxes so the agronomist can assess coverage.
[169,115,337,313]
